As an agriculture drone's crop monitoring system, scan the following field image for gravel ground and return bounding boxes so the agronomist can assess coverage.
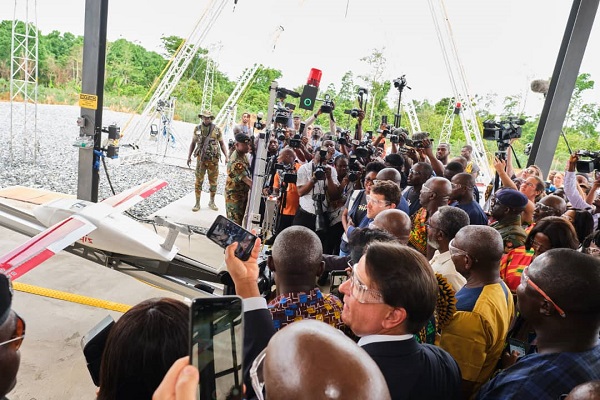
[0,102,227,218]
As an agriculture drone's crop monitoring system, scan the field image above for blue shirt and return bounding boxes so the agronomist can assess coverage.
[477,345,600,399]
[396,195,410,215]
[451,200,488,225]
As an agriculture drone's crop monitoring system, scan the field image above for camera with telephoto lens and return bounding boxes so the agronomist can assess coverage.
[347,155,361,182]
[274,103,293,125]
[482,118,525,142]
[290,133,302,149]
[320,94,335,114]
[254,112,265,130]
[275,162,298,184]
[344,108,361,118]
[389,127,408,144]
[378,124,391,138]
[354,141,373,159]
[576,150,600,173]
[276,127,286,141]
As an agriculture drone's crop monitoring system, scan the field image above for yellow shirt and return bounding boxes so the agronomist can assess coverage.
[439,282,515,398]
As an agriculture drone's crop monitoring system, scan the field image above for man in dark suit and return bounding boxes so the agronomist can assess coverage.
[225,238,461,400]
[338,242,461,400]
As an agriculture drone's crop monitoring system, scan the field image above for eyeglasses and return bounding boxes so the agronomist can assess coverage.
[450,183,462,189]
[524,168,536,175]
[521,181,536,189]
[345,263,384,304]
[530,238,549,255]
[425,221,446,236]
[584,247,600,256]
[366,195,391,207]
[535,203,555,213]
[408,168,421,176]
[250,348,268,400]
[365,177,375,183]
[521,266,566,318]
[448,239,478,263]
[421,185,433,193]
[0,312,26,350]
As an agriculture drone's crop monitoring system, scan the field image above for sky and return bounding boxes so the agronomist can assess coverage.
[4,0,600,116]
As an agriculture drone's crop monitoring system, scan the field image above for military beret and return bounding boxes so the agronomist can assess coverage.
[0,273,13,326]
[495,188,528,208]
[235,133,251,144]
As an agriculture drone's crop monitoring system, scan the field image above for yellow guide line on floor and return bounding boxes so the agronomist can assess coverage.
[13,282,132,313]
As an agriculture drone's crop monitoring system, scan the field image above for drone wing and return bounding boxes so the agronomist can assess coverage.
[102,178,168,214]
[0,215,96,280]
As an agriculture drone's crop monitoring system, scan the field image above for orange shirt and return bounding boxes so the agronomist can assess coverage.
[273,163,300,216]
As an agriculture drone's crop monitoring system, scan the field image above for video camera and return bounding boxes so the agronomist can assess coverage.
[254,112,265,130]
[348,154,361,182]
[337,129,350,146]
[482,118,525,142]
[274,162,298,184]
[389,127,409,144]
[320,94,335,114]
[290,133,302,149]
[276,127,286,141]
[344,108,361,118]
[576,150,600,173]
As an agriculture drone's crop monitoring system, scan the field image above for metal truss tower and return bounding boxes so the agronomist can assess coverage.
[121,0,230,146]
[200,58,216,113]
[9,0,39,164]
[402,98,422,134]
[427,0,492,182]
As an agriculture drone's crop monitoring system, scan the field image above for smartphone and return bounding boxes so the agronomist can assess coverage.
[299,122,306,135]
[507,338,527,357]
[329,270,349,295]
[206,215,257,261]
[190,296,243,400]
[81,315,115,386]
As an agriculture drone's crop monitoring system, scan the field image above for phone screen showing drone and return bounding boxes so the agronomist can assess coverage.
[207,215,257,261]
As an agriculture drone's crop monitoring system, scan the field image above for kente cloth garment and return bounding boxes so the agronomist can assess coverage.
[267,288,344,331]
[409,207,428,255]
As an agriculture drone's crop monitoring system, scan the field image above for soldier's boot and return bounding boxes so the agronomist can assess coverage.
[208,194,218,211]
[192,195,201,212]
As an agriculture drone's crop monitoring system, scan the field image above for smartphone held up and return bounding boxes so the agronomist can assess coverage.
[207,215,258,261]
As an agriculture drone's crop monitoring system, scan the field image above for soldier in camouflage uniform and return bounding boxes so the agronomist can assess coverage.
[187,110,228,211]
[489,188,528,253]
[225,133,253,225]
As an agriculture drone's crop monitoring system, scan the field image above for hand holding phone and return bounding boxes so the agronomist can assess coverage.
[207,215,258,261]
[190,297,243,400]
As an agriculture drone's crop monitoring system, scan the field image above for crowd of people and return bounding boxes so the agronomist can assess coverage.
[2,105,600,400]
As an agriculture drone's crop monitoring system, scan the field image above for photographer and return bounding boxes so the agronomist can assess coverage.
[271,148,301,238]
[326,154,354,255]
[565,153,599,230]
[293,147,339,252]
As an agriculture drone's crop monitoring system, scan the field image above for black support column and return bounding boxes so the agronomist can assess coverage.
[528,0,598,175]
[78,0,109,202]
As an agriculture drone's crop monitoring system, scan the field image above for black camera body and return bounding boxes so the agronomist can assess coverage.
[276,127,286,142]
[320,94,335,114]
[576,150,600,173]
[482,118,525,142]
[254,114,265,130]
[393,75,408,90]
[274,104,292,125]
[344,108,361,118]
[290,133,302,148]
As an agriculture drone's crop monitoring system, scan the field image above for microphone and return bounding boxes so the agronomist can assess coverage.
[531,79,550,95]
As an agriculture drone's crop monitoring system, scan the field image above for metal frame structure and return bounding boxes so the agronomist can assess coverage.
[403,97,422,134]
[427,0,492,182]
[438,98,457,144]
[121,0,230,146]
[528,0,599,175]
[9,0,39,164]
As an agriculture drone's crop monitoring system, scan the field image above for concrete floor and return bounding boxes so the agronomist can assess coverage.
[1,189,229,400]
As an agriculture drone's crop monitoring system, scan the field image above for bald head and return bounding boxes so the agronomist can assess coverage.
[271,226,323,275]
[376,168,402,187]
[371,209,411,244]
[566,381,600,400]
[455,225,504,266]
[263,320,391,400]
[528,249,600,318]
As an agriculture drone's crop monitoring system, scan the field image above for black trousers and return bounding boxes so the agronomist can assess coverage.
[292,207,330,253]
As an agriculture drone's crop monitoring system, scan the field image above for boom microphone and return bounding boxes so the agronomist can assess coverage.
[531,79,550,95]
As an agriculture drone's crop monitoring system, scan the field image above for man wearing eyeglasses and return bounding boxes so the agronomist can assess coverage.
[439,225,515,399]
[476,249,600,399]
[338,242,461,399]
[0,274,23,399]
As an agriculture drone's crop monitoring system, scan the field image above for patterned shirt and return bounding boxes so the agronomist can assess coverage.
[193,123,222,162]
[476,345,600,399]
[267,288,344,331]
[499,245,534,292]
[409,207,428,255]
[490,215,527,253]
